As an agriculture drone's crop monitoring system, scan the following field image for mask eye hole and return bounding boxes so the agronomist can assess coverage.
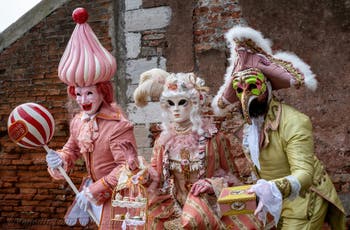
[248,84,257,91]
[236,87,243,94]
[167,100,175,106]
[178,99,187,106]
[87,91,93,95]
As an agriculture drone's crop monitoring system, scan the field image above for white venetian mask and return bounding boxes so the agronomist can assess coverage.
[166,97,192,124]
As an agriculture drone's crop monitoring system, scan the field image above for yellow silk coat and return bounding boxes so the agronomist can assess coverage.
[245,98,345,229]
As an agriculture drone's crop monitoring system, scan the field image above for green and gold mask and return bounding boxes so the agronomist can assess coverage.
[232,69,267,99]
[231,68,267,124]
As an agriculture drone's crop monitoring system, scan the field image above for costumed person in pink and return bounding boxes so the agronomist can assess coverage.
[45,8,139,229]
[212,26,346,229]
[133,69,265,229]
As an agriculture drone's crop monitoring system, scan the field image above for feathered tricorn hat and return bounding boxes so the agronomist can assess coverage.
[133,68,209,109]
[212,25,317,115]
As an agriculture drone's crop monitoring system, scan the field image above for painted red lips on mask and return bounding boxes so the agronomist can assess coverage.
[82,104,92,111]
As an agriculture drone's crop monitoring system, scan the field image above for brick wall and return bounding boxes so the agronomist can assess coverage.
[0,0,349,228]
[193,0,243,93]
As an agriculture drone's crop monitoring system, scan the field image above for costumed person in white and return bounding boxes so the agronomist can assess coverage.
[212,26,346,229]
[132,69,265,229]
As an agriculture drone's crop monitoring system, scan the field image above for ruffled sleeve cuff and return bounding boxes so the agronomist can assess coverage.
[87,178,113,205]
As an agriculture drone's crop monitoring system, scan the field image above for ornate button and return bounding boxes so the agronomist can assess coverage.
[231,201,246,211]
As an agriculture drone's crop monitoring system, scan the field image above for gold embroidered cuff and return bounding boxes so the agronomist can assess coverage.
[101,177,113,192]
[273,178,291,199]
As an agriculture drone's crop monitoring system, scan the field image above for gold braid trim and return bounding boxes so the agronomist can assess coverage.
[273,178,291,199]
[164,218,183,230]
[217,97,228,109]
[272,57,304,88]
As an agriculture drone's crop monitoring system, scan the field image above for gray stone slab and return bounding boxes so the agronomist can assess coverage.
[125,7,172,32]
[127,102,162,124]
[126,57,166,84]
[126,32,141,58]
[125,0,142,11]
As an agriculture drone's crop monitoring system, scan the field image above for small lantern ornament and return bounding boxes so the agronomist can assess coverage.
[111,157,148,229]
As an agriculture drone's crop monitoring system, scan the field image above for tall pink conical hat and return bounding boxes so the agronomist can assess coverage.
[58,7,117,87]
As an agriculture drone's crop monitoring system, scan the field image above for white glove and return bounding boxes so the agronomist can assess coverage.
[65,200,91,226]
[46,149,63,169]
[248,179,282,226]
[76,189,90,212]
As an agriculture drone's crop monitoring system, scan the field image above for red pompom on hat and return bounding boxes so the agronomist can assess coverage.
[72,7,89,24]
[58,8,117,87]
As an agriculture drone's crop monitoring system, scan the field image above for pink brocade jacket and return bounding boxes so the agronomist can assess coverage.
[48,103,138,229]
[147,122,263,230]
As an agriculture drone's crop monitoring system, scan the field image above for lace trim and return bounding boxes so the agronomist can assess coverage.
[161,136,208,193]
[111,199,146,208]
[169,158,204,173]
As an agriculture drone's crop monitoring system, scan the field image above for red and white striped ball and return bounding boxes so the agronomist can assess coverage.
[8,103,55,149]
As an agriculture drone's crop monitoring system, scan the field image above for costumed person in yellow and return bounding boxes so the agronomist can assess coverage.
[132,69,267,229]
[212,26,346,229]
[45,8,139,229]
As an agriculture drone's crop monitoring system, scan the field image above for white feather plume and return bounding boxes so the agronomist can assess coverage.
[133,68,170,107]
[274,51,317,91]
[225,25,273,55]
